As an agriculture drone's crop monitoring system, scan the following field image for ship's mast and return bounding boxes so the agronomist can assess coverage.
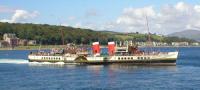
[145,15,153,52]
[60,27,65,45]
[56,16,65,46]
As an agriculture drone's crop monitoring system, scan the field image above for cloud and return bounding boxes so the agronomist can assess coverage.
[72,22,98,30]
[0,9,39,23]
[85,9,99,18]
[68,16,76,20]
[71,2,200,35]
[115,6,156,33]
[112,2,200,34]
[0,5,16,13]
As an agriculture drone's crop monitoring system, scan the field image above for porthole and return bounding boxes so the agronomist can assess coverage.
[118,57,120,60]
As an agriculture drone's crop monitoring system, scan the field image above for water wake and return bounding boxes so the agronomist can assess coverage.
[0,59,28,64]
[29,62,65,65]
[0,59,66,65]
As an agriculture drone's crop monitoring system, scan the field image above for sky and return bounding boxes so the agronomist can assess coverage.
[0,0,200,35]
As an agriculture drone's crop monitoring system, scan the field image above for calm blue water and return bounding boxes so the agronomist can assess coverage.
[0,47,200,90]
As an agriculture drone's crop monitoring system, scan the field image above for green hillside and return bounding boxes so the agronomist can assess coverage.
[168,30,200,41]
[0,22,196,45]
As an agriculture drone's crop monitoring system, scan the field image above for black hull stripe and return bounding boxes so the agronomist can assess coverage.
[29,59,176,65]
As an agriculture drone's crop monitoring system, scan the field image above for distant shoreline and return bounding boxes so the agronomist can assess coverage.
[1,45,200,50]
[0,45,64,50]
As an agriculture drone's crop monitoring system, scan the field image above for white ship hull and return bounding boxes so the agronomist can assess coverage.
[28,51,178,65]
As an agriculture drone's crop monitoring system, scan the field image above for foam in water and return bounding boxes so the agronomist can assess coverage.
[0,59,28,64]
[29,62,65,65]
[0,59,67,65]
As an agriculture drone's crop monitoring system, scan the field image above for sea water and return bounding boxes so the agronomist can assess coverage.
[0,47,200,90]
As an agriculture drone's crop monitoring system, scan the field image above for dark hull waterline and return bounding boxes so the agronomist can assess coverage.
[29,59,176,66]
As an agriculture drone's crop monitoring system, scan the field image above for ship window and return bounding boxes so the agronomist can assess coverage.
[138,57,140,60]
[144,57,146,60]
[128,57,130,60]
[124,57,126,60]
[131,57,133,60]
[118,57,120,60]
[141,57,143,60]
[121,57,123,60]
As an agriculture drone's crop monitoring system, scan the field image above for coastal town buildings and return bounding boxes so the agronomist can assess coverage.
[28,40,37,45]
[0,40,9,48]
[3,33,19,47]
[18,39,28,46]
[0,33,37,48]
[190,42,199,46]
[0,33,200,48]
[171,42,189,46]
[153,42,168,46]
